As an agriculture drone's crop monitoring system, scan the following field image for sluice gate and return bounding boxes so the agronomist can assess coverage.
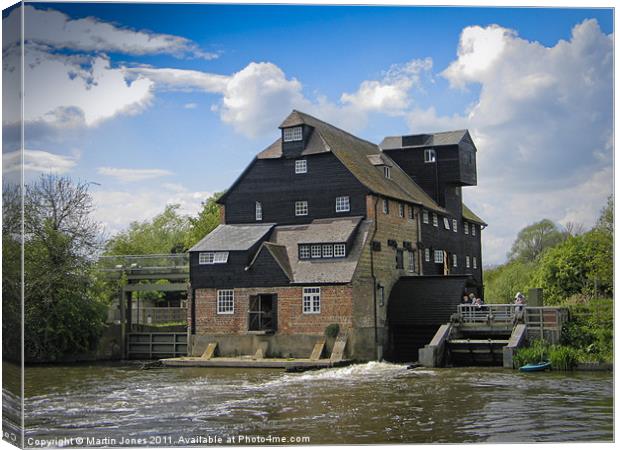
[419,305,569,368]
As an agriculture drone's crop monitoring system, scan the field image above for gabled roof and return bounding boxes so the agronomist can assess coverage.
[380,130,470,150]
[247,242,293,281]
[462,204,487,226]
[278,216,363,244]
[256,110,447,213]
[189,223,275,252]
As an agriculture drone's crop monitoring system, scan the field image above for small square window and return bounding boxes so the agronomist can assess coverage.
[299,245,310,259]
[311,245,322,258]
[424,248,430,262]
[295,159,307,174]
[424,149,436,163]
[472,225,477,236]
[217,289,234,314]
[255,201,262,221]
[334,243,346,258]
[422,210,429,224]
[432,213,438,227]
[443,217,450,230]
[466,256,471,268]
[383,199,389,215]
[295,201,308,216]
[302,287,321,314]
[434,250,444,264]
[452,254,458,268]
[464,222,469,235]
[383,166,391,179]
[283,126,303,142]
[322,244,333,258]
[473,256,478,269]
[336,196,350,213]
[452,219,458,232]
[399,203,405,218]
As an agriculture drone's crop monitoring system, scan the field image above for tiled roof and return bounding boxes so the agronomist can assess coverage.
[379,130,469,150]
[462,204,487,226]
[189,223,275,252]
[265,218,372,284]
[257,110,446,213]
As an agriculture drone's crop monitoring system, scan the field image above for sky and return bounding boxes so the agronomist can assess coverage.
[1,2,614,265]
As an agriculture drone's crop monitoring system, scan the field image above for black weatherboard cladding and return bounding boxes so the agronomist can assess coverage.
[223,153,369,225]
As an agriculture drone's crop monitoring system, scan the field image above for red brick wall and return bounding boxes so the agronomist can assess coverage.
[193,285,353,335]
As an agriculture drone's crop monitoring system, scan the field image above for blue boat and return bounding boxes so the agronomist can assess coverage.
[519,361,552,372]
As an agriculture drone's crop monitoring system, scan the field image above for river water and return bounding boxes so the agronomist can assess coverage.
[6,362,614,446]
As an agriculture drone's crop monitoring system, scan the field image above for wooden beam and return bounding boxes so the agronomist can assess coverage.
[123,282,188,292]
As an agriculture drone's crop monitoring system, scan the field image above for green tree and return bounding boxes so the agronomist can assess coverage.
[105,204,191,255]
[185,192,225,249]
[596,195,613,235]
[18,175,108,361]
[484,259,536,303]
[508,219,564,262]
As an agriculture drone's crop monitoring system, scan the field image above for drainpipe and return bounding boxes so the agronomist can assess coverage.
[369,195,380,360]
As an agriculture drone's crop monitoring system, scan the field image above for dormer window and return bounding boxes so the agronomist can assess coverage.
[295,159,307,174]
[283,126,303,142]
[383,166,391,179]
[424,149,436,163]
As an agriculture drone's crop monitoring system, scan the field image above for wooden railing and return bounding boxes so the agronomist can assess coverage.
[523,307,569,342]
[107,306,187,324]
[98,254,189,273]
[127,332,187,359]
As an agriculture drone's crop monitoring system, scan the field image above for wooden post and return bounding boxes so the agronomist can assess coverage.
[119,286,126,359]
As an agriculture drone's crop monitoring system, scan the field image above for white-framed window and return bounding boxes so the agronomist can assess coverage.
[336,196,350,213]
[217,289,234,314]
[432,213,438,227]
[466,256,471,269]
[424,149,436,163]
[443,217,450,230]
[424,248,430,262]
[199,252,229,264]
[334,243,346,258]
[464,222,469,235]
[434,250,444,264]
[255,201,262,221]
[472,225,477,236]
[283,126,303,142]
[384,166,391,179]
[422,210,429,224]
[383,199,389,215]
[322,244,333,258]
[213,252,229,264]
[473,256,478,269]
[452,254,458,268]
[311,245,322,258]
[408,250,416,272]
[408,206,414,220]
[299,245,310,259]
[399,203,405,218]
[295,201,308,216]
[452,219,458,232]
[295,159,307,174]
[302,287,321,314]
[199,252,214,264]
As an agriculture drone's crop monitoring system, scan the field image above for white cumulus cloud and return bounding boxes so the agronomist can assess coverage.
[410,19,613,264]
[97,167,174,182]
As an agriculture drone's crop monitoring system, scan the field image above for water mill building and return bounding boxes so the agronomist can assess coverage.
[187,110,486,361]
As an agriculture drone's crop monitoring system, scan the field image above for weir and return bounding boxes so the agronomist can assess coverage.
[419,304,569,368]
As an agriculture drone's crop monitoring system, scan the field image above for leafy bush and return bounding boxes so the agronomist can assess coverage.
[325,323,340,338]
